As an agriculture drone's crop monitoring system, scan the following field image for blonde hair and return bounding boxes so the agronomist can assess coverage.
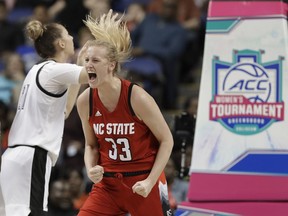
[83,10,132,71]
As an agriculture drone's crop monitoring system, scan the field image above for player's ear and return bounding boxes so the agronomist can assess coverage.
[109,61,116,71]
[57,39,65,49]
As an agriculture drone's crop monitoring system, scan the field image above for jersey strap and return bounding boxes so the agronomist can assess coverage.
[89,87,93,117]
[128,82,137,116]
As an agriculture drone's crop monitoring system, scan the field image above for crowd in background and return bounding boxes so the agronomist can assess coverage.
[0,0,207,214]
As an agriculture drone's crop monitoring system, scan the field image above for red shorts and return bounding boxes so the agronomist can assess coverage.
[78,171,172,216]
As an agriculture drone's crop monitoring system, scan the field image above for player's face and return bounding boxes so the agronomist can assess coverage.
[60,26,75,57]
[84,45,114,88]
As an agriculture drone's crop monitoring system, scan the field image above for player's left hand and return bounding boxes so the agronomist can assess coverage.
[132,179,153,198]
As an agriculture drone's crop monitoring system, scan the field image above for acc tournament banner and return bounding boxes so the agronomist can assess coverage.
[175,1,288,215]
[188,1,288,202]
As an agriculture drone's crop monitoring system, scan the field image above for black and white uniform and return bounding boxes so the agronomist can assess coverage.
[0,60,82,216]
[0,183,5,216]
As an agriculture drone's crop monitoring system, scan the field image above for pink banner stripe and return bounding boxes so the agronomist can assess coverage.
[178,201,288,216]
[208,1,288,17]
[188,172,288,201]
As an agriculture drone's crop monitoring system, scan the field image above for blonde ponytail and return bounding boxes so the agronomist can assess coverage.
[84,9,132,64]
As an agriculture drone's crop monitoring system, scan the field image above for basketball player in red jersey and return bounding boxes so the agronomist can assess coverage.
[77,10,174,216]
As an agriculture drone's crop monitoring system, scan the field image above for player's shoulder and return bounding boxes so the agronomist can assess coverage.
[46,61,80,72]
[131,83,151,103]
[130,83,156,118]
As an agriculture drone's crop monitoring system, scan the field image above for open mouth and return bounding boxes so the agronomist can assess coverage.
[88,73,97,81]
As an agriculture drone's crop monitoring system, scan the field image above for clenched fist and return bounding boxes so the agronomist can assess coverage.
[88,165,104,184]
[132,179,153,198]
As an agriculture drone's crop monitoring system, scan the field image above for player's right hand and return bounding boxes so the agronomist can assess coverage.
[88,165,104,184]
[77,41,89,66]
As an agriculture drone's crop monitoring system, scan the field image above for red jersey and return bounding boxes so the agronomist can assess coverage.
[89,79,159,172]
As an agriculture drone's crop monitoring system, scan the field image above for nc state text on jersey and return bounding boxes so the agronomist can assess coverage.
[93,123,135,135]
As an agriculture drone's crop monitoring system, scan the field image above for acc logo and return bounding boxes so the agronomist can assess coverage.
[209,50,284,135]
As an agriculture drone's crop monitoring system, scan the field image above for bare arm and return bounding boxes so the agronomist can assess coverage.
[64,44,89,118]
[77,88,104,183]
[64,69,88,119]
[77,43,89,84]
[65,84,81,119]
[131,85,174,197]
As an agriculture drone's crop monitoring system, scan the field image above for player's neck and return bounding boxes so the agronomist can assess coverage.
[50,52,70,63]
